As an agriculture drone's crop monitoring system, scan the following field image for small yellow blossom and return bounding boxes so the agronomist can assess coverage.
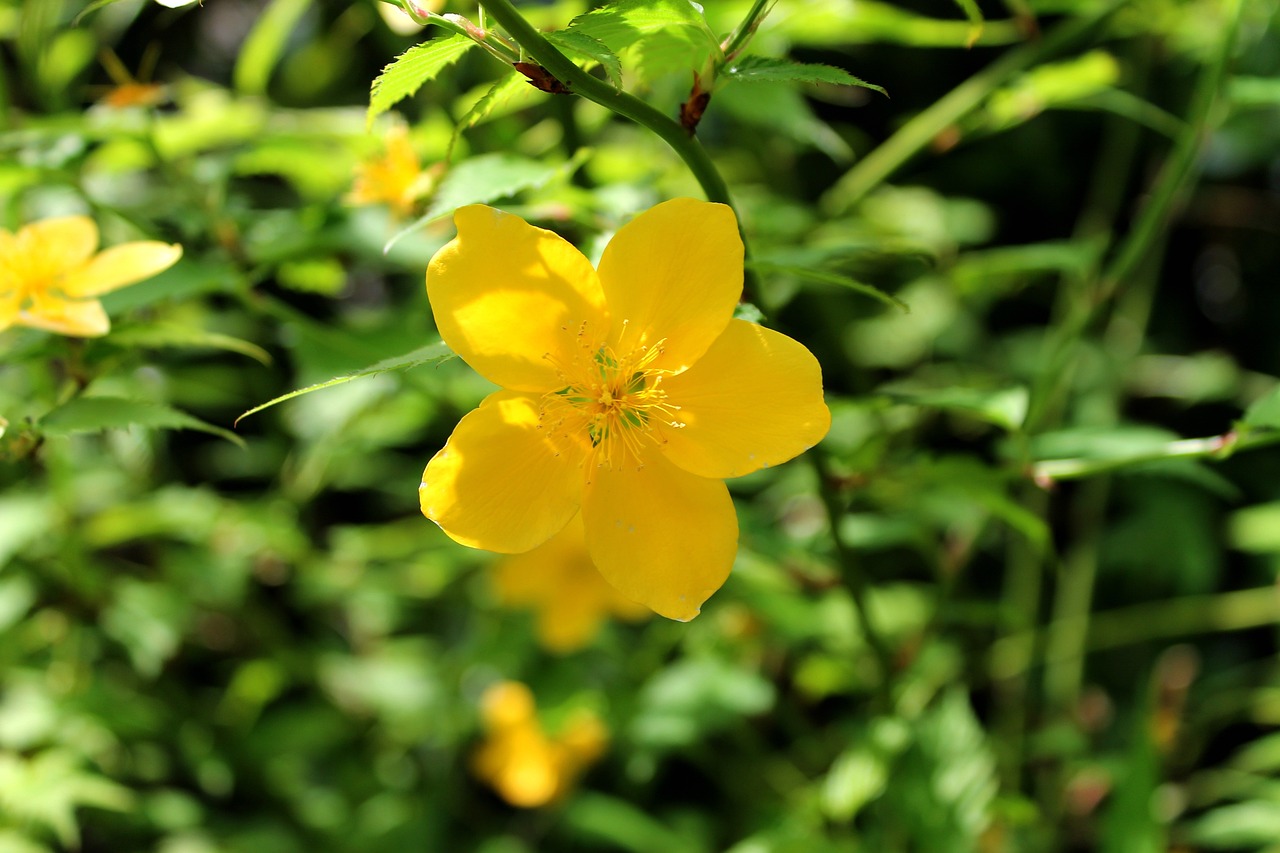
[472,681,606,808]
[0,216,182,338]
[493,513,650,653]
[419,199,831,620]
[347,125,437,217]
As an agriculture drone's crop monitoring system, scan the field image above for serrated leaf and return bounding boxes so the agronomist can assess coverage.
[568,0,713,50]
[725,56,886,96]
[747,260,908,312]
[107,323,273,365]
[40,397,244,446]
[367,34,475,126]
[236,341,451,424]
[384,151,589,252]
[568,0,719,80]
[546,29,624,89]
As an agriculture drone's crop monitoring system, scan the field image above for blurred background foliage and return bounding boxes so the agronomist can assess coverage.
[2,0,1280,850]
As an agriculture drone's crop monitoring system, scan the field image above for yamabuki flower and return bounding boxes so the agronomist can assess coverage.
[0,216,182,338]
[347,124,438,217]
[420,199,831,620]
[472,681,606,808]
[493,512,650,653]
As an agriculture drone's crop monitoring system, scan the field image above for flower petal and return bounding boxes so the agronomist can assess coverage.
[428,205,608,392]
[0,293,19,332]
[21,216,99,275]
[18,294,110,337]
[597,198,742,374]
[660,319,831,478]
[582,450,737,621]
[58,241,182,297]
[420,390,584,553]
[494,513,647,652]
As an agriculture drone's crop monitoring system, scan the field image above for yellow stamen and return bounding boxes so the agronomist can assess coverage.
[539,321,684,474]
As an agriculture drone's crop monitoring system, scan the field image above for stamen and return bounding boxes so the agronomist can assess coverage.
[539,328,678,472]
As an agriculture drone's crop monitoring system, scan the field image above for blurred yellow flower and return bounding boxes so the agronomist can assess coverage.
[419,199,831,620]
[472,681,606,808]
[493,513,650,653]
[0,216,182,338]
[347,125,437,217]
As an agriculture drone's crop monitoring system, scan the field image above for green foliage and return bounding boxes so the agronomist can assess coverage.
[368,33,476,124]
[2,0,1280,849]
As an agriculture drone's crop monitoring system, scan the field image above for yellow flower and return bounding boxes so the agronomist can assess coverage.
[0,216,182,338]
[419,199,831,620]
[347,125,437,217]
[493,513,650,653]
[472,681,606,808]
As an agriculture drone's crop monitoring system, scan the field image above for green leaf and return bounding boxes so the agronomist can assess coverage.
[107,323,273,365]
[886,385,1028,432]
[233,0,312,96]
[715,81,854,161]
[1186,802,1280,849]
[546,30,624,89]
[385,151,589,252]
[885,690,998,851]
[367,34,476,126]
[1242,384,1280,430]
[449,70,528,155]
[0,750,133,849]
[747,261,909,312]
[235,341,451,424]
[568,0,719,80]
[568,0,714,50]
[724,56,886,96]
[1230,75,1280,109]
[565,793,696,853]
[71,0,129,25]
[40,397,244,446]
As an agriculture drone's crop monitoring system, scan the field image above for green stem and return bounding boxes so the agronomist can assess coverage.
[989,585,1280,680]
[825,0,1122,212]
[475,0,762,299]
[1031,428,1279,483]
[810,450,895,708]
[478,0,733,207]
[721,0,771,62]
[1097,0,1243,300]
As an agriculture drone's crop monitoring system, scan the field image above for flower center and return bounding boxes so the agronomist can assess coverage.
[540,328,684,471]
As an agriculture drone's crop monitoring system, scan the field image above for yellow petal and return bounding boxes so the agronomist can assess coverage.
[58,241,182,297]
[0,293,19,331]
[493,514,608,652]
[18,294,110,337]
[428,205,608,392]
[420,390,585,554]
[21,216,99,275]
[660,319,831,478]
[597,198,742,374]
[481,681,537,729]
[581,450,737,621]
